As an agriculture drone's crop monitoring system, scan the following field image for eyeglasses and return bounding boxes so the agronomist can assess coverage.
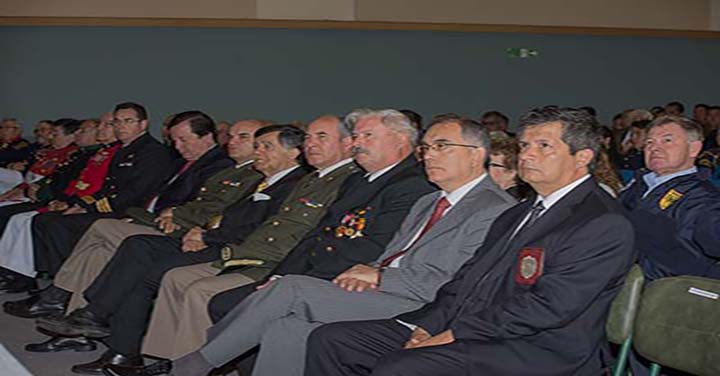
[488,162,509,170]
[110,118,142,127]
[416,142,479,154]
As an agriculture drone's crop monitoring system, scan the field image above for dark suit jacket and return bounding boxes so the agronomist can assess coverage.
[35,144,102,202]
[202,165,308,246]
[398,178,636,376]
[150,145,234,212]
[273,155,436,280]
[71,133,174,214]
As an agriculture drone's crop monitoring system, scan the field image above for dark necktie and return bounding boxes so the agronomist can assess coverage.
[379,196,451,268]
[522,201,545,231]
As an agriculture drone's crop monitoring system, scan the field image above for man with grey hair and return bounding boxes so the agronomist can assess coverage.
[621,117,720,375]
[123,115,514,376]
[621,115,720,281]
[112,109,437,376]
[306,106,635,376]
[137,114,359,360]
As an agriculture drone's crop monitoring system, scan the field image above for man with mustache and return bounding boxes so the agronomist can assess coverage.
[305,106,635,376]
[118,115,515,376]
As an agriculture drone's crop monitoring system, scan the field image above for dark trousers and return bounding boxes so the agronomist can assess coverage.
[83,234,220,355]
[0,201,43,234]
[207,280,262,323]
[305,319,473,376]
[32,212,116,276]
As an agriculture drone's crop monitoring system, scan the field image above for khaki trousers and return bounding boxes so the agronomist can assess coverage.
[53,218,162,311]
[141,262,255,359]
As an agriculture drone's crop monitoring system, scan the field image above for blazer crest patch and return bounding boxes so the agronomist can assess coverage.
[515,247,544,285]
[659,189,683,210]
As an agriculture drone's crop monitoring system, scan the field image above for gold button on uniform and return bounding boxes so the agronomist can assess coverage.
[272,220,280,226]
[325,246,334,252]
[267,237,275,242]
[323,227,331,232]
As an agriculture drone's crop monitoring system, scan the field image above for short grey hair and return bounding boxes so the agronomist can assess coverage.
[345,108,418,146]
[427,115,490,162]
[648,115,704,142]
[313,114,350,138]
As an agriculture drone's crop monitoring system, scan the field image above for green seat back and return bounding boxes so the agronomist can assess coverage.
[606,265,644,344]
[633,275,720,376]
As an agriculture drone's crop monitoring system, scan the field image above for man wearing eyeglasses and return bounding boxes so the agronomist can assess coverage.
[27,102,174,290]
[306,107,635,376]
[119,115,515,376]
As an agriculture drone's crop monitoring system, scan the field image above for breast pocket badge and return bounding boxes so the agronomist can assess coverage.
[515,247,544,285]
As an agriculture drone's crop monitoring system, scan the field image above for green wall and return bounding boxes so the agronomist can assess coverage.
[1,25,718,133]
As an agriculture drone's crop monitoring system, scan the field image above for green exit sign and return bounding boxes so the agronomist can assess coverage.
[506,48,539,58]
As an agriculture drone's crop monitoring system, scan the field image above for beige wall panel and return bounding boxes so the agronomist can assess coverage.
[0,0,256,19]
[711,0,720,30]
[257,0,354,20]
[356,0,710,30]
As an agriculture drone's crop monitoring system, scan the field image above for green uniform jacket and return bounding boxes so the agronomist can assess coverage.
[125,162,262,235]
[218,161,360,281]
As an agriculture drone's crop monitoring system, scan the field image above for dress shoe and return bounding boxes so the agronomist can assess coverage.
[103,359,172,376]
[4,293,66,318]
[25,335,97,352]
[0,274,38,293]
[37,307,111,338]
[72,350,143,375]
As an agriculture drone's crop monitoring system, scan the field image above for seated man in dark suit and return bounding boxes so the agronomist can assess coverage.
[3,109,231,294]
[205,109,436,327]
[620,116,720,375]
[305,106,636,376]
[27,102,175,287]
[37,124,308,374]
[121,115,516,376]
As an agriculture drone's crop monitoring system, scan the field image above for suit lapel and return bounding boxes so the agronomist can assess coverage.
[412,178,494,250]
[328,156,418,215]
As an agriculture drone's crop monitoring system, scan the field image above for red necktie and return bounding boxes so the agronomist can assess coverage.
[379,197,451,267]
[144,161,194,210]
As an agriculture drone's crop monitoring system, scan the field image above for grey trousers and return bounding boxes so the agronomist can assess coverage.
[200,274,423,376]
[53,218,162,311]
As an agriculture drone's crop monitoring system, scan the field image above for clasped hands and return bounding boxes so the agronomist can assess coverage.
[154,208,180,234]
[181,226,207,252]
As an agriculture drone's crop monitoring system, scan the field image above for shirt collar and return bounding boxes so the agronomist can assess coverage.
[265,165,300,188]
[366,160,402,182]
[641,167,697,198]
[236,159,254,168]
[534,174,591,212]
[122,131,147,147]
[317,158,354,178]
[441,173,488,207]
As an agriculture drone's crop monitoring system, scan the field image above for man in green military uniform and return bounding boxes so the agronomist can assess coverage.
[141,115,358,359]
[3,120,265,330]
